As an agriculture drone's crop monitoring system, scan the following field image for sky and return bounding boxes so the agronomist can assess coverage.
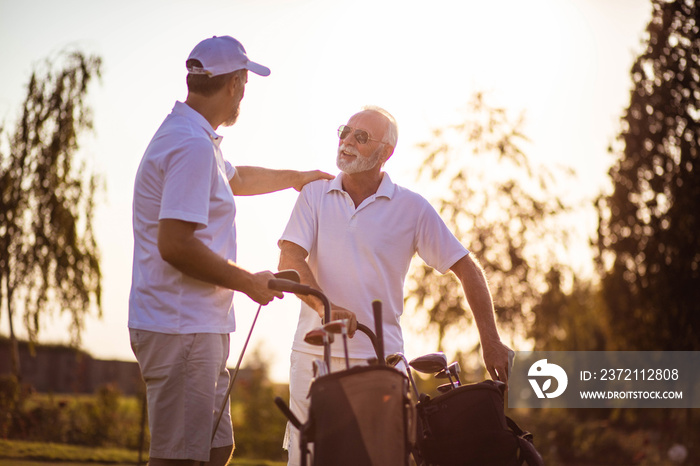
[0,0,652,383]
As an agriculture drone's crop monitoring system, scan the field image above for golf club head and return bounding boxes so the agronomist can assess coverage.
[304,327,334,346]
[437,382,454,393]
[322,319,348,335]
[436,362,461,379]
[409,352,447,374]
[274,269,301,283]
[386,352,405,367]
[312,359,328,378]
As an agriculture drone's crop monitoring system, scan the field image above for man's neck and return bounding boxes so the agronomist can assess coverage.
[185,94,223,129]
[341,171,384,208]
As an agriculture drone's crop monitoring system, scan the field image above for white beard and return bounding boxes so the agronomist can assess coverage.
[336,144,383,174]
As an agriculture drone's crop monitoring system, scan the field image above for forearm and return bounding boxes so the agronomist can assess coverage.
[158,224,252,291]
[230,166,301,195]
[279,240,333,318]
[161,231,251,290]
[452,255,501,344]
[231,166,334,195]
[452,253,512,383]
[158,219,282,306]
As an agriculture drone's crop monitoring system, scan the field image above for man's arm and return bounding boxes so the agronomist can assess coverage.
[450,253,513,385]
[230,166,334,195]
[158,218,283,305]
[278,240,357,335]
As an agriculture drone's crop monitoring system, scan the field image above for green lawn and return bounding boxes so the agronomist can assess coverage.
[0,439,285,466]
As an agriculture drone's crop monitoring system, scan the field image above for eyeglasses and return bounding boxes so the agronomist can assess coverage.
[337,125,385,145]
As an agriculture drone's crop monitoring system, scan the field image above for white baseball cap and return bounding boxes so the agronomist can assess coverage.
[186,35,270,77]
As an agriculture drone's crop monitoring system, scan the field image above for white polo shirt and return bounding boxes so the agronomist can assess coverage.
[279,173,469,359]
[129,101,238,334]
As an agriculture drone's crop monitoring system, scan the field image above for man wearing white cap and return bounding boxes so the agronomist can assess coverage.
[128,35,332,466]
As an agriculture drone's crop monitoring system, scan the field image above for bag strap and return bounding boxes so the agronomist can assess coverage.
[506,416,545,466]
[506,416,534,443]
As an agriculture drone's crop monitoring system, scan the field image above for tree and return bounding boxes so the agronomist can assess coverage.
[596,0,699,351]
[529,267,610,351]
[0,51,103,378]
[405,92,574,353]
[230,348,288,461]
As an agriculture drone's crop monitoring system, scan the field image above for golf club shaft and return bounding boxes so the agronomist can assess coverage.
[342,331,349,370]
[211,303,263,442]
[372,301,385,365]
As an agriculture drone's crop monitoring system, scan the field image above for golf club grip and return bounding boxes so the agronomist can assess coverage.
[372,300,385,365]
[274,396,302,429]
[268,278,312,295]
[356,323,382,361]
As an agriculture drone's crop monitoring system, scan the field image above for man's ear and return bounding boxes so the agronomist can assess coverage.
[226,74,239,96]
[381,144,395,165]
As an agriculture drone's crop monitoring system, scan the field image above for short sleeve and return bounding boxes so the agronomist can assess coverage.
[279,183,319,254]
[225,161,236,181]
[415,201,469,274]
[159,137,215,228]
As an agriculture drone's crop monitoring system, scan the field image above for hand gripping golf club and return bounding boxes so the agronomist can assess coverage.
[268,277,333,372]
[211,269,300,442]
[321,314,384,371]
[319,300,385,370]
[304,321,382,372]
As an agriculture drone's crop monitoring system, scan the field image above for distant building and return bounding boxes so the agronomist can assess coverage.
[0,338,143,395]
[0,337,262,395]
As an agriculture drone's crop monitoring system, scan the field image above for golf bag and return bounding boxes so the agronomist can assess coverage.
[301,364,413,466]
[415,380,544,466]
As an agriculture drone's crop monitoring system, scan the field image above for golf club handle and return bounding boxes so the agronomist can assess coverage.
[267,279,332,325]
[372,300,385,365]
[268,278,313,295]
[357,323,386,363]
[274,396,302,430]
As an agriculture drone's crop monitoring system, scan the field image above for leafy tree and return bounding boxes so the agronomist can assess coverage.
[529,267,609,351]
[405,92,574,352]
[596,0,699,351]
[230,348,288,461]
[0,51,103,378]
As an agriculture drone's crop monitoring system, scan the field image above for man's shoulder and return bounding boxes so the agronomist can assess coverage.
[391,182,431,206]
[158,111,208,141]
[300,177,335,197]
[147,113,211,156]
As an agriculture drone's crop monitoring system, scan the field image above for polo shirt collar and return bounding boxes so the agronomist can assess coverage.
[328,172,396,199]
[172,101,222,145]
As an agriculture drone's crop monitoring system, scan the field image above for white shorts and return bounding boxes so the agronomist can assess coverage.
[284,350,369,466]
[129,329,234,462]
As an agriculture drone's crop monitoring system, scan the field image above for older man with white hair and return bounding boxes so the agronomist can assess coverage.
[278,105,513,466]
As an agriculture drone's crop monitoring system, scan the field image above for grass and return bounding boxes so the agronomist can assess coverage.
[0,439,285,466]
